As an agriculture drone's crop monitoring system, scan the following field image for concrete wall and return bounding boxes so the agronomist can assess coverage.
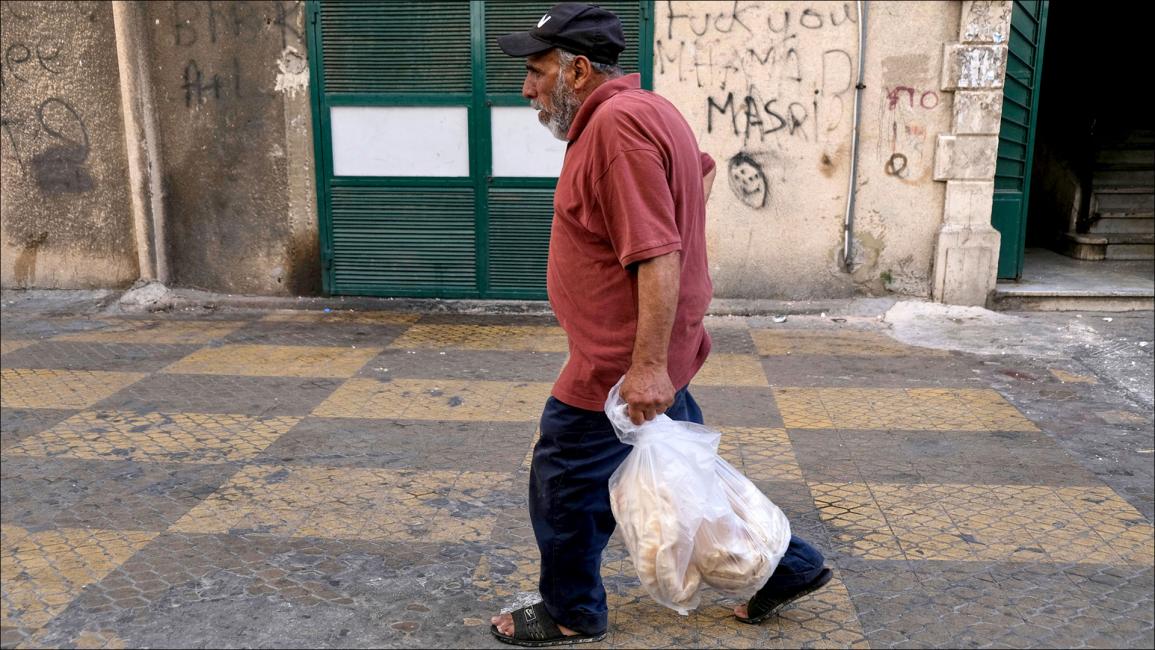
[2,1,977,303]
[1,1,138,288]
[142,0,317,295]
[654,1,957,299]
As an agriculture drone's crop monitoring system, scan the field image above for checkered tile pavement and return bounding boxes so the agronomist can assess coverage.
[1,310,1152,649]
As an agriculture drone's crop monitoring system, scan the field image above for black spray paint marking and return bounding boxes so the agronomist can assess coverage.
[30,98,93,193]
[728,152,769,209]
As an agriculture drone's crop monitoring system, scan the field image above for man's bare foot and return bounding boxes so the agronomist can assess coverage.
[490,612,579,637]
[734,604,750,619]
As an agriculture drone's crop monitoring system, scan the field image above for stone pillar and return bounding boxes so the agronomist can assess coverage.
[931,1,1012,306]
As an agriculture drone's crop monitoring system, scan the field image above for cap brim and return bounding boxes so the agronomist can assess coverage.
[497,32,554,57]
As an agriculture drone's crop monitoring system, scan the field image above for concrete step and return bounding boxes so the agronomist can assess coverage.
[991,292,1154,311]
[1088,216,1155,234]
[1062,233,1155,261]
[1095,148,1155,169]
[1093,191,1154,213]
[1107,243,1155,260]
[1093,169,1155,188]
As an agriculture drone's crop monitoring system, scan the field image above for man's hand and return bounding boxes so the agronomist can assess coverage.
[620,363,675,425]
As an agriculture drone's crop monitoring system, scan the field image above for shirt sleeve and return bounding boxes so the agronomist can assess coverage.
[594,148,682,268]
[700,151,716,176]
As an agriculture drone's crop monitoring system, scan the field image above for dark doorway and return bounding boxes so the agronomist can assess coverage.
[1026,2,1154,263]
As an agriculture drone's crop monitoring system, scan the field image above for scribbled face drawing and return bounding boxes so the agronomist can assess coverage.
[728,154,769,209]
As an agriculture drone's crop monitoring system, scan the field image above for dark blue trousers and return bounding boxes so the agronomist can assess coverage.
[529,387,826,635]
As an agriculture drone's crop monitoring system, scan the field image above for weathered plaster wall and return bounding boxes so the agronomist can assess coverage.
[141,0,317,295]
[654,1,957,299]
[1,1,138,289]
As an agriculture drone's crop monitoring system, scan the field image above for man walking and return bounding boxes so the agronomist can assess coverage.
[490,4,832,646]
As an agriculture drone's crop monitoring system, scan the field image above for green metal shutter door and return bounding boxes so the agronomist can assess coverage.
[317,2,476,296]
[482,2,650,299]
[992,0,1049,279]
[310,1,652,298]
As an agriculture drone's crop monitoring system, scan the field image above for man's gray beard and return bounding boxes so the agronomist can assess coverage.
[532,79,580,141]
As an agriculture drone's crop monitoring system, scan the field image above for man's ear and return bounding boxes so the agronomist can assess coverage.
[571,55,594,90]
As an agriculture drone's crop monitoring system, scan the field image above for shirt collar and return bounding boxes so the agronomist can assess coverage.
[565,73,641,142]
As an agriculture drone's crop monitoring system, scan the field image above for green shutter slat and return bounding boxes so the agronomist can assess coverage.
[999,122,1028,145]
[321,2,472,93]
[1011,6,1040,39]
[329,187,476,293]
[484,1,644,94]
[488,188,553,294]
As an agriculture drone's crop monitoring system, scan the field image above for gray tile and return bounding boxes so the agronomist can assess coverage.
[0,457,238,531]
[359,349,565,383]
[222,321,408,348]
[94,374,343,416]
[30,533,495,650]
[761,354,985,388]
[690,385,783,428]
[255,417,537,472]
[1,408,76,449]
[0,341,199,372]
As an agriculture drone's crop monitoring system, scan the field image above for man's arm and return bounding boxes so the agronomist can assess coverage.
[700,151,717,202]
[620,251,680,425]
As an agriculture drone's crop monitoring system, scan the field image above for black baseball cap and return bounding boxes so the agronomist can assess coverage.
[497,3,626,66]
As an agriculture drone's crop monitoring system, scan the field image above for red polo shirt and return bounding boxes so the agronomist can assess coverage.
[547,73,714,411]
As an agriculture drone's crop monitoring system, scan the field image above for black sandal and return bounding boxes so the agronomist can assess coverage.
[736,567,834,624]
[490,602,607,647]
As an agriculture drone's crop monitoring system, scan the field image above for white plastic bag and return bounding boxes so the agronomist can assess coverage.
[605,379,792,614]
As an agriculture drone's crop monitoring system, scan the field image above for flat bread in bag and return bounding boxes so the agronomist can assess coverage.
[692,513,771,593]
[610,474,701,611]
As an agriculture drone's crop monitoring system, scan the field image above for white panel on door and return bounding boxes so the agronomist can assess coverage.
[330,106,469,177]
[490,106,566,177]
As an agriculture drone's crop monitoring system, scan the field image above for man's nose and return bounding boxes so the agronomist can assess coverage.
[522,74,535,100]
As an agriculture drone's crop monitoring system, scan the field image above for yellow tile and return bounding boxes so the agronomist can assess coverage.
[262,310,420,325]
[312,378,550,421]
[0,339,37,355]
[1054,486,1155,565]
[776,387,1037,431]
[170,466,512,544]
[388,324,568,352]
[1,525,156,629]
[691,354,768,387]
[161,344,381,378]
[6,411,300,464]
[810,482,904,560]
[750,329,942,357]
[1048,368,1098,384]
[56,320,245,344]
[812,481,1155,565]
[718,427,802,481]
[0,369,146,409]
[773,388,834,429]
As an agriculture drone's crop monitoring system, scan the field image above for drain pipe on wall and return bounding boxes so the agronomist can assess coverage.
[842,0,867,272]
[113,1,170,284]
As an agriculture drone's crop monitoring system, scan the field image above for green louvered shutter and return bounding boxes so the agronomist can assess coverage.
[481,2,650,298]
[309,1,652,298]
[992,0,1049,279]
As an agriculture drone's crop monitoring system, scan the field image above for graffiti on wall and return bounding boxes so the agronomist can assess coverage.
[0,1,97,194]
[656,1,857,208]
[878,52,941,180]
[169,1,305,109]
